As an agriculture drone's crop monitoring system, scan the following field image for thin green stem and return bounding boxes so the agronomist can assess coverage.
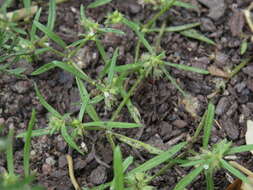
[111,72,145,121]
[229,57,252,79]
[143,0,176,29]
[155,21,166,52]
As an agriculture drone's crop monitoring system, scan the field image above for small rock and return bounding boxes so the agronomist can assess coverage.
[89,166,107,185]
[146,134,167,150]
[129,2,141,14]
[235,82,246,93]
[226,102,238,117]
[58,71,74,88]
[247,80,253,92]
[198,0,226,20]
[243,65,253,77]
[229,9,244,37]
[10,81,31,93]
[215,52,229,66]
[42,163,52,175]
[46,156,56,166]
[221,118,239,140]
[56,136,67,152]
[172,120,187,128]
[241,105,251,118]
[159,121,173,137]
[74,157,87,170]
[246,103,253,112]
[58,155,67,168]
[216,97,230,116]
[200,18,216,32]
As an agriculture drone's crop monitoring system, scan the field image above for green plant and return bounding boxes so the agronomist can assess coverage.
[17,83,142,155]
[0,110,43,190]
[86,142,186,190]
[172,103,253,190]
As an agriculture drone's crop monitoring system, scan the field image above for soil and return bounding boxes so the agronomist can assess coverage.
[1,0,253,189]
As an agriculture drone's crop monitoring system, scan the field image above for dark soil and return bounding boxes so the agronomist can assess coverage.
[1,0,253,189]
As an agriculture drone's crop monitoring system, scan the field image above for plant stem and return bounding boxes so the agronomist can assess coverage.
[143,0,176,29]
[66,154,81,190]
[111,72,145,121]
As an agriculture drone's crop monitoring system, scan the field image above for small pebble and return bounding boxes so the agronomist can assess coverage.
[46,156,56,166]
[172,120,187,128]
[89,166,107,185]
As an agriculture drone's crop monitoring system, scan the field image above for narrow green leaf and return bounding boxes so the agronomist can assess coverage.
[98,28,125,35]
[23,109,36,177]
[34,21,67,48]
[34,47,51,55]
[164,61,209,74]
[6,128,14,175]
[87,0,112,8]
[61,125,84,155]
[121,89,141,124]
[107,48,119,86]
[122,17,140,31]
[113,133,163,154]
[240,39,248,55]
[174,1,197,9]
[86,105,101,122]
[161,65,187,96]
[115,63,143,73]
[47,0,56,30]
[31,63,56,75]
[146,23,200,33]
[76,78,100,121]
[203,103,215,149]
[76,78,90,121]
[220,159,249,183]
[17,128,51,138]
[7,68,26,76]
[84,121,142,129]
[123,156,134,172]
[180,29,216,45]
[180,159,205,167]
[173,165,204,190]
[95,39,109,70]
[30,7,42,41]
[90,94,104,104]
[34,84,62,119]
[53,61,95,84]
[23,0,31,10]
[227,144,253,155]
[113,146,124,190]
[135,30,154,54]
[129,142,186,174]
[205,170,214,190]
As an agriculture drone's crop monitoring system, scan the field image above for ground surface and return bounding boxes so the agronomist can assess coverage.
[1,0,253,189]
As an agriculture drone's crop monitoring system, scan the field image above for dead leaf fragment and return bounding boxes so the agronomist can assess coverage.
[229,10,245,37]
[241,177,253,190]
[226,179,242,190]
[208,65,229,78]
[181,95,200,118]
[246,120,253,154]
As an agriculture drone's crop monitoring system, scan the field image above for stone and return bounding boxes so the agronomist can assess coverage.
[216,97,230,116]
[10,81,31,93]
[198,0,226,20]
[89,166,107,185]
[221,118,239,140]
